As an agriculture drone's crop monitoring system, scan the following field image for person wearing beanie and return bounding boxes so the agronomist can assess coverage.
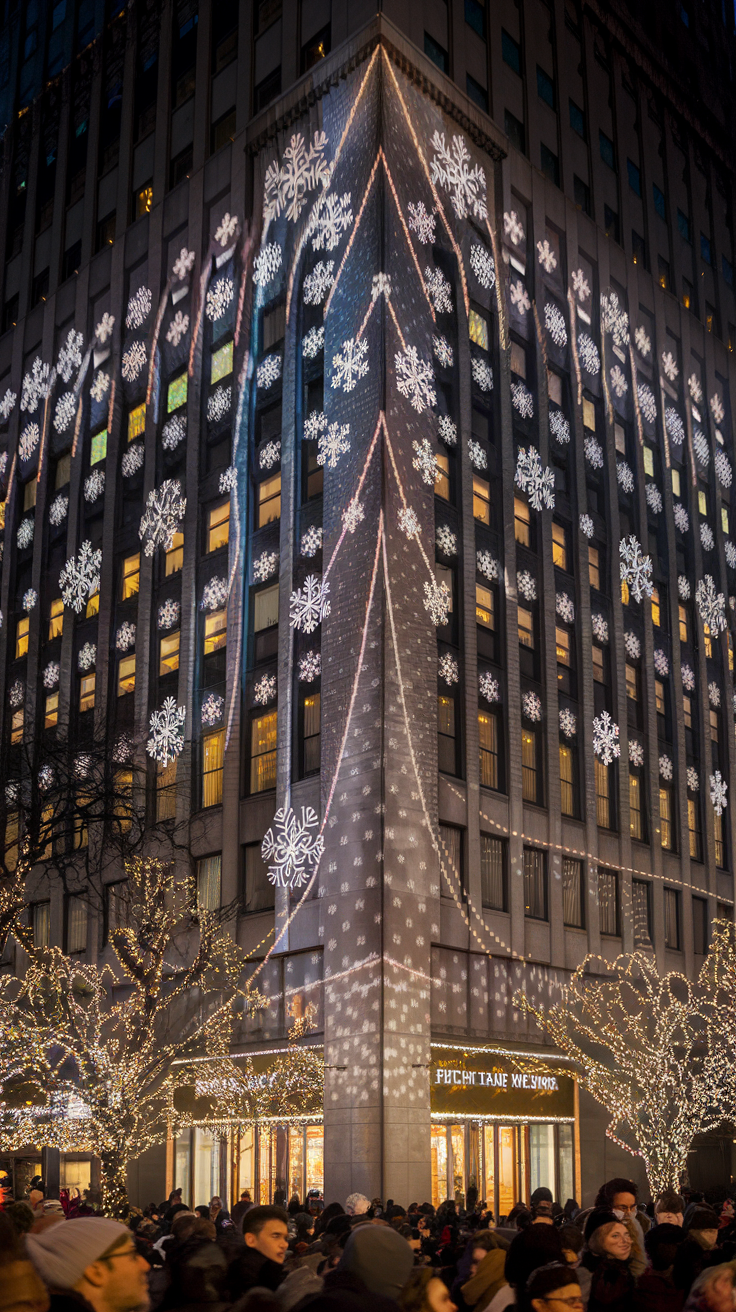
[632,1222,686,1312]
[26,1218,150,1312]
[656,1195,687,1228]
[673,1207,722,1298]
[580,1209,636,1312]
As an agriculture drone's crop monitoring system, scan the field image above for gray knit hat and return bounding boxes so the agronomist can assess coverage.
[26,1217,129,1289]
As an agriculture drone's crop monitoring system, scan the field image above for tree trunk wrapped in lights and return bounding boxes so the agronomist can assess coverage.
[516,924,736,1195]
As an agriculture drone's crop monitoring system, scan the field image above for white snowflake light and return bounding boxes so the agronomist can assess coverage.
[620,535,653,601]
[90,371,110,404]
[20,358,51,412]
[215,212,239,246]
[166,311,189,347]
[60,541,102,612]
[331,338,369,393]
[253,243,282,287]
[674,504,689,533]
[49,494,68,526]
[0,451,6,478]
[206,276,235,323]
[201,693,224,727]
[593,710,620,764]
[559,708,576,739]
[479,672,500,703]
[408,201,436,244]
[56,328,84,384]
[261,804,325,889]
[511,381,534,419]
[300,526,323,558]
[95,312,115,344]
[308,192,353,251]
[711,393,725,425]
[600,291,629,349]
[579,513,594,538]
[253,673,277,706]
[467,439,487,471]
[303,261,335,305]
[43,662,60,689]
[116,622,136,651]
[681,664,695,692]
[302,325,324,358]
[436,524,457,556]
[139,480,186,556]
[634,325,651,357]
[201,578,228,611]
[399,507,421,539]
[470,244,495,290]
[317,422,350,469]
[53,391,76,434]
[549,410,570,444]
[701,523,715,551]
[504,210,525,245]
[122,341,147,382]
[653,648,669,676]
[19,423,40,462]
[510,280,531,315]
[624,631,641,660]
[515,446,555,511]
[687,766,700,792]
[254,550,279,582]
[341,496,364,535]
[77,642,96,671]
[709,680,721,708]
[126,286,152,330]
[715,450,732,488]
[438,415,457,447]
[299,651,321,682]
[585,436,604,470]
[617,462,634,493]
[577,334,600,375]
[433,335,454,369]
[571,269,590,302]
[162,414,187,450]
[696,575,727,632]
[258,440,281,471]
[678,575,691,600]
[637,383,656,423]
[693,427,710,468]
[556,592,575,624]
[629,740,644,767]
[147,697,186,766]
[396,345,436,413]
[726,542,736,569]
[412,438,440,486]
[8,680,23,709]
[661,351,679,382]
[430,131,487,220]
[157,598,181,630]
[522,691,542,721]
[537,240,557,274]
[710,771,728,816]
[290,574,330,633]
[424,266,453,314]
[664,408,684,447]
[22,588,37,612]
[0,388,16,420]
[591,614,609,644]
[609,365,628,399]
[17,518,34,549]
[438,652,459,684]
[471,358,493,392]
[423,577,451,626]
[257,356,282,390]
[544,301,567,348]
[517,570,537,601]
[84,470,105,503]
[646,484,662,514]
[172,247,196,281]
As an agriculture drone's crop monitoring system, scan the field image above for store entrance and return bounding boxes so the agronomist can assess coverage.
[430,1120,575,1216]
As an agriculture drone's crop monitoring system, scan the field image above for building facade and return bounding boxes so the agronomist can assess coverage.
[0,0,736,1208]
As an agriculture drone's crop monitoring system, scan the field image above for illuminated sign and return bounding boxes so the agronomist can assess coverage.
[431,1044,575,1121]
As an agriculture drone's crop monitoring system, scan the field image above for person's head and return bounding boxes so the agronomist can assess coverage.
[194,1206,210,1220]
[345,1193,370,1217]
[655,1192,686,1227]
[26,1219,150,1312]
[0,1254,50,1312]
[241,1191,251,1202]
[407,1228,422,1253]
[209,1197,222,1217]
[170,1211,197,1243]
[506,1225,565,1291]
[522,1264,583,1312]
[686,1261,736,1312]
[594,1179,638,1220]
[6,1204,35,1237]
[644,1223,685,1272]
[242,1206,289,1264]
[559,1226,583,1266]
[339,1224,414,1299]
[168,1237,227,1304]
[398,1267,457,1312]
[191,1220,217,1242]
[467,1230,501,1277]
[530,1189,554,1208]
[584,1212,632,1263]
[531,1206,555,1225]
[686,1207,721,1251]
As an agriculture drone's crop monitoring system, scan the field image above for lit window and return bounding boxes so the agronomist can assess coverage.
[258,474,281,527]
[679,604,687,643]
[128,403,146,442]
[723,506,730,535]
[643,446,654,476]
[660,787,673,851]
[250,711,277,793]
[118,654,136,696]
[510,341,526,377]
[710,708,719,742]
[165,531,184,575]
[86,590,100,618]
[651,587,660,627]
[91,430,107,464]
[159,631,180,676]
[625,663,638,700]
[204,608,227,654]
[167,372,187,413]
[436,453,450,501]
[595,759,610,828]
[588,545,600,589]
[655,680,665,715]
[547,370,562,405]
[582,398,595,430]
[0,501,5,529]
[473,475,490,523]
[197,854,222,909]
[688,799,701,860]
[518,607,534,648]
[32,901,50,946]
[683,694,692,729]
[23,480,36,510]
[208,501,230,552]
[157,760,177,820]
[592,645,604,682]
[254,584,279,632]
[469,309,489,350]
[202,729,225,807]
[80,673,96,712]
[114,773,133,834]
[476,584,494,629]
[521,730,538,803]
[44,692,59,728]
[621,579,630,605]
[211,341,233,384]
[714,810,726,867]
[66,895,88,953]
[556,627,570,667]
[49,598,63,640]
[514,496,530,546]
[560,744,574,816]
[15,616,29,659]
[10,708,23,743]
[704,624,713,659]
[552,522,567,570]
[672,467,681,497]
[698,489,707,516]
[56,453,71,488]
[122,553,140,599]
[614,423,626,455]
[630,773,642,840]
[479,712,499,790]
[135,183,153,215]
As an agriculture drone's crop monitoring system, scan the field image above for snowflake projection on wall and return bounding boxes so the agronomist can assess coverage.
[653,649,669,677]
[687,766,700,792]
[584,436,604,470]
[634,325,651,357]
[710,770,728,816]
[711,393,726,424]
[515,446,555,510]
[624,631,641,660]
[43,661,60,689]
[172,247,196,281]
[537,240,557,273]
[467,439,487,471]
[253,673,277,706]
[600,291,629,349]
[8,680,23,708]
[302,326,325,359]
[678,575,691,600]
[645,484,662,514]
[474,552,498,584]
[609,366,628,399]
[146,697,186,766]
[331,338,369,393]
[16,518,34,549]
[216,467,236,497]
[214,212,239,246]
[299,651,321,682]
[522,691,543,721]
[38,765,56,795]
[556,592,574,623]
[372,272,390,300]
[503,210,525,245]
[166,310,189,347]
[726,541,736,569]
[49,494,68,526]
[261,804,325,889]
[52,391,76,435]
[617,462,634,493]
[257,356,282,390]
[399,507,421,539]
[685,373,702,406]
[700,523,715,551]
[591,614,609,644]
[116,621,136,652]
[303,260,335,305]
[158,598,181,630]
[122,341,147,382]
[342,496,364,535]
[77,642,97,672]
[510,280,531,315]
[472,358,493,392]
[579,513,594,538]
[201,693,225,727]
[479,672,500,703]
[424,266,453,313]
[559,707,577,739]
[60,542,102,611]
[438,652,459,685]
[84,470,105,503]
[432,335,454,369]
[715,449,732,488]
[696,575,727,632]
[263,131,330,222]
[90,371,110,404]
[22,588,37,612]
[629,739,644,768]
[511,381,534,419]
[593,711,620,764]
[436,524,458,557]
[139,480,186,556]
[549,410,570,444]
[619,535,653,601]
[308,192,354,252]
[637,383,656,423]
[544,301,567,348]
[0,451,6,478]
[430,131,487,220]
[206,276,235,322]
[423,577,452,626]
[126,286,152,329]
[162,414,187,451]
[709,680,721,708]
[21,358,51,412]
[663,408,684,447]
[438,414,457,446]
[18,421,43,465]
[681,664,695,691]
[661,350,679,382]
[254,550,279,582]
[673,504,689,533]
[412,437,440,486]
[0,388,16,420]
[469,244,495,290]
[300,525,323,557]
[407,201,436,244]
[517,570,537,601]
[201,578,228,611]
[693,428,710,468]
[290,574,330,633]
[95,312,115,344]
[56,328,84,384]
[252,243,283,287]
[577,333,600,374]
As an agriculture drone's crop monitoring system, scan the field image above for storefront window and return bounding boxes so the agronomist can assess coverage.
[450,1124,465,1208]
[431,1125,448,1206]
[530,1123,556,1196]
[483,1125,495,1206]
[498,1126,517,1216]
[258,1126,270,1204]
[559,1123,574,1206]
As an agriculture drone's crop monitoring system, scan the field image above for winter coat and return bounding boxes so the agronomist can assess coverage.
[228,1247,285,1297]
[673,1239,719,1296]
[461,1250,507,1310]
[580,1252,635,1312]
[631,1267,685,1312]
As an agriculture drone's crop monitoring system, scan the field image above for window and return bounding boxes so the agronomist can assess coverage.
[476,584,494,629]
[655,680,665,716]
[49,597,64,640]
[626,663,639,704]
[700,233,712,265]
[303,692,320,774]
[518,608,534,649]
[559,743,574,816]
[502,29,521,74]
[595,758,611,828]
[682,278,693,310]
[472,476,490,524]
[715,810,726,868]
[592,645,604,682]
[32,902,50,948]
[511,342,526,377]
[167,373,187,412]
[10,709,23,744]
[66,896,87,954]
[254,583,278,635]
[562,858,584,928]
[45,692,59,728]
[664,888,681,949]
[629,771,643,840]
[704,625,712,659]
[643,446,654,477]
[250,711,277,792]
[204,608,227,655]
[599,131,615,170]
[683,695,692,730]
[651,588,661,627]
[632,880,651,946]
[23,480,36,511]
[604,206,620,243]
[159,631,180,676]
[540,143,560,187]
[598,868,618,935]
[627,159,641,195]
[438,695,456,775]
[660,785,673,850]
[436,453,450,500]
[678,601,688,642]
[196,855,221,910]
[514,497,530,546]
[122,553,140,599]
[555,629,570,671]
[537,66,555,108]
[521,728,538,803]
[128,403,146,442]
[15,616,29,659]
[523,848,547,920]
[211,341,233,384]
[614,424,626,455]
[479,710,499,789]
[548,372,562,405]
[466,75,488,112]
[481,836,506,910]
[723,506,730,535]
[469,309,489,350]
[710,708,719,743]
[254,67,280,113]
[723,256,734,287]
[208,501,230,552]
[118,654,136,695]
[677,209,691,243]
[55,454,71,489]
[658,257,671,291]
[424,32,448,72]
[692,896,708,953]
[258,473,281,526]
[672,467,681,497]
[465,0,486,38]
[505,110,526,154]
[165,531,184,576]
[632,231,647,268]
[105,883,128,939]
[688,797,701,860]
[301,23,330,71]
[156,760,177,820]
[573,175,591,216]
[582,398,595,430]
[440,825,463,892]
[588,545,600,590]
[79,673,95,712]
[569,99,585,138]
[243,842,275,914]
[202,729,224,807]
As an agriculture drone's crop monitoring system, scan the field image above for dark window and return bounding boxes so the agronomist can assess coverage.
[604,205,620,243]
[658,256,671,291]
[62,240,82,281]
[212,11,238,73]
[465,0,486,38]
[31,268,49,305]
[574,175,590,215]
[692,895,708,954]
[701,232,712,265]
[254,67,281,114]
[169,145,193,189]
[562,858,584,928]
[599,130,615,170]
[242,842,275,913]
[722,256,733,287]
[301,23,330,72]
[505,110,525,154]
[627,159,641,195]
[523,848,547,920]
[541,144,560,187]
[664,887,681,949]
[537,66,555,108]
[677,209,691,242]
[211,109,236,154]
[3,294,19,332]
[424,32,448,73]
[502,29,521,74]
[653,183,666,219]
[632,879,651,946]
[598,867,619,935]
[302,690,320,775]
[569,99,585,138]
[466,74,488,111]
[481,835,506,910]
[632,231,647,268]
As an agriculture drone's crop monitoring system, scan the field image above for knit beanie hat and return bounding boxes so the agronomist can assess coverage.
[584,1208,618,1243]
[26,1217,129,1289]
[687,1206,720,1232]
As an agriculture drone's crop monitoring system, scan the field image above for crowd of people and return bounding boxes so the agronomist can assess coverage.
[2,1176,736,1312]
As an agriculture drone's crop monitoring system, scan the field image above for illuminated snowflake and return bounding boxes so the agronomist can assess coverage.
[624,631,641,660]
[201,578,228,610]
[517,570,537,601]
[726,541,736,569]
[600,291,629,349]
[0,388,16,420]
[253,550,279,582]
[8,680,23,708]
[290,574,330,633]
[408,201,436,244]
[332,338,369,393]
[436,524,457,556]
[515,446,555,510]
[257,356,281,389]
[503,210,525,245]
[423,577,451,625]
[0,451,6,477]
[162,413,187,450]
[579,513,594,538]
[687,766,700,792]
[60,542,102,611]
[470,244,495,290]
[549,410,570,444]
[715,450,732,488]
[21,358,51,412]
[201,693,224,727]
[147,697,186,766]
[537,240,557,274]
[558,707,577,739]
[556,592,574,624]
[112,735,134,764]
[678,575,691,600]
[472,358,493,391]
[49,494,68,526]
[711,393,725,424]
[255,443,280,477]
[43,662,60,689]
[467,440,487,473]
[342,496,364,535]
[696,575,727,632]
[544,301,567,347]
[300,526,323,557]
[693,427,710,468]
[138,479,186,555]
[22,588,37,612]
[421,267,453,317]
[673,503,689,533]
[303,326,325,358]
[653,648,669,677]
[84,470,105,502]
[303,261,335,305]
[173,247,196,280]
[122,341,147,382]
[510,280,530,314]
[90,370,110,404]
[158,598,181,630]
[571,269,590,302]
[308,192,353,251]
[591,614,609,644]
[126,286,152,329]
[433,335,454,369]
[664,408,684,447]
[479,672,500,703]
[430,131,487,220]
[299,650,321,682]
[637,384,656,423]
[206,276,235,322]
[511,381,534,419]
[577,333,600,374]
[412,438,439,486]
[593,711,620,764]
[438,652,459,685]
[57,328,84,383]
[609,365,628,399]
[263,131,330,223]
[701,524,714,551]
[522,691,542,721]
[253,243,282,287]
[253,673,277,706]
[215,211,239,246]
[634,325,651,357]
[629,739,644,767]
[399,507,421,539]
[661,351,678,382]
[116,622,136,652]
[19,422,40,461]
[584,436,604,470]
[438,414,457,446]
[614,461,633,493]
[709,681,721,708]
[16,518,34,549]
[262,804,325,889]
[710,771,728,816]
[166,310,189,347]
[219,466,236,494]
[645,484,662,514]
[77,642,96,672]
[619,535,653,601]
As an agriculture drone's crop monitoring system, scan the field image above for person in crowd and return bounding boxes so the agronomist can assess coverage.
[558,1224,589,1304]
[160,1230,228,1312]
[529,1190,553,1210]
[631,1222,686,1312]
[287,1197,301,1217]
[656,1195,687,1228]
[579,1209,637,1312]
[0,1214,50,1312]
[26,1217,151,1312]
[457,1232,508,1310]
[207,1199,233,1237]
[674,1207,722,1297]
[345,1194,370,1220]
[518,1263,583,1312]
[311,1203,345,1241]
[683,1262,736,1312]
[231,1194,253,1231]
[310,1223,416,1311]
[399,1267,459,1312]
[481,1221,567,1311]
[193,1209,210,1222]
[6,1204,35,1238]
[529,1206,554,1226]
[227,1206,288,1296]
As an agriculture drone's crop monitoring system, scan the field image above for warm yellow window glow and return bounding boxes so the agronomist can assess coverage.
[159,631,180,675]
[15,616,29,659]
[122,553,140,599]
[204,609,227,654]
[208,501,230,552]
[165,531,184,576]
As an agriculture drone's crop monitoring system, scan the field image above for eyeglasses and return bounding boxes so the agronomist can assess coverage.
[103,1248,140,1262]
[542,1299,584,1308]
